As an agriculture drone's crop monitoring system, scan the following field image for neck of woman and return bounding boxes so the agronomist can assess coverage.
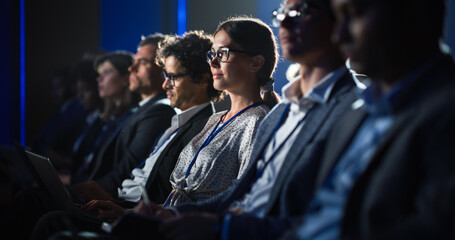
[113,97,123,108]
[222,91,263,122]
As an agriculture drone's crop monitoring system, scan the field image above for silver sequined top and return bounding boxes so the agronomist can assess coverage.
[168,104,270,206]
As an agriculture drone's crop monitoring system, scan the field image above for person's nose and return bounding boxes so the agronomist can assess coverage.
[162,77,172,90]
[208,56,220,68]
[128,62,137,73]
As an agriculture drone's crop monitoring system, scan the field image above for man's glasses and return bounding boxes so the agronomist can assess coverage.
[271,2,310,27]
[163,70,189,86]
[206,47,254,63]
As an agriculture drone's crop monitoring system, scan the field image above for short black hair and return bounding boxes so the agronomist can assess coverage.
[138,33,167,48]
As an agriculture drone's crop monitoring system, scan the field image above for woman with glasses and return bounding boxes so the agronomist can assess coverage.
[164,16,281,206]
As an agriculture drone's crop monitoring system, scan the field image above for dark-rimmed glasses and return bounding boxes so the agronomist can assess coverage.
[271,2,310,27]
[163,70,189,86]
[206,47,254,63]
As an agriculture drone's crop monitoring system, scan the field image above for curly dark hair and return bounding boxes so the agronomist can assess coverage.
[156,30,222,102]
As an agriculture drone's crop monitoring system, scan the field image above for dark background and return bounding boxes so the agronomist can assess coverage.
[1,0,454,147]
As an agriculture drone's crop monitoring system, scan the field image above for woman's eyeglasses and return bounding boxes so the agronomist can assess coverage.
[206,47,254,63]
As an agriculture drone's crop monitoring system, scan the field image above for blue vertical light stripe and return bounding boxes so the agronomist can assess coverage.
[177,0,187,35]
[20,0,26,145]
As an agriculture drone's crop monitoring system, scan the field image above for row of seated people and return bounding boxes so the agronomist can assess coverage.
[41,45,176,188]
[3,0,455,238]
[0,16,280,239]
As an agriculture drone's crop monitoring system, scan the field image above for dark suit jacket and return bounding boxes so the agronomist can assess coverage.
[90,93,176,194]
[70,116,104,177]
[312,55,455,240]
[141,103,215,204]
[70,110,134,185]
[176,69,361,240]
[35,99,89,161]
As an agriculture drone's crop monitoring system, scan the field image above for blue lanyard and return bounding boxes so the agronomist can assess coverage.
[252,103,307,182]
[134,126,182,169]
[183,101,266,187]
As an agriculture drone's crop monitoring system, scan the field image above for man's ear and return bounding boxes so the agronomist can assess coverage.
[249,55,265,73]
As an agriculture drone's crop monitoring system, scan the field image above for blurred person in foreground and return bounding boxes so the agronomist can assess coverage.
[281,0,455,238]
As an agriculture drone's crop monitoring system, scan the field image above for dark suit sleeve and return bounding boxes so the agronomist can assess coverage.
[96,104,175,194]
[225,214,300,240]
[374,106,455,240]
[174,191,301,240]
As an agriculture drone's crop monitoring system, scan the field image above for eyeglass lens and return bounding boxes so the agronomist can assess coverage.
[206,49,229,63]
[272,2,308,27]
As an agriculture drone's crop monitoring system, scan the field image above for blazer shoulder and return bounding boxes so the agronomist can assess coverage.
[137,101,176,121]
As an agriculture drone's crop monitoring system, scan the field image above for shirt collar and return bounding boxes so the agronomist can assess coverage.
[138,96,152,107]
[360,53,444,116]
[171,102,211,128]
[282,67,346,112]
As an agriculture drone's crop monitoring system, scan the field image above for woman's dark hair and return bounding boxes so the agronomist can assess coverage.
[156,30,222,102]
[72,59,103,110]
[94,51,139,121]
[94,50,134,76]
[215,16,281,108]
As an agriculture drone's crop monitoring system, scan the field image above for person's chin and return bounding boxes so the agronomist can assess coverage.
[283,50,303,62]
[171,100,180,109]
[129,85,138,92]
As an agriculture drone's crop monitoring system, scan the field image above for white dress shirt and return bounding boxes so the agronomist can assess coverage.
[117,102,210,202]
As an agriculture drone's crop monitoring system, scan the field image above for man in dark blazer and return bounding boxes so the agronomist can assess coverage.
[70,34,176,200]
[282,0,455,239]
[27,31,221,239]
[0,34,176,240]
[129,0,362,239]
[68,31,220,207]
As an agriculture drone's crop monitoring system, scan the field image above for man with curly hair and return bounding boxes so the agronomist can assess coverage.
[29,31,221,239]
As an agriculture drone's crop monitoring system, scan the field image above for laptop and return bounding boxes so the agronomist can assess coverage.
[15,144,100,222]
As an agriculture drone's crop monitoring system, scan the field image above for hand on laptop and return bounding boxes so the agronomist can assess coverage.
[70,181,113,203]
[81,199,125,223]
[133,200,175,220]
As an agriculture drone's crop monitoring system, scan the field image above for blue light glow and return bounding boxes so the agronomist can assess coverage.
[177,0,187,35]
[20,0,26,145]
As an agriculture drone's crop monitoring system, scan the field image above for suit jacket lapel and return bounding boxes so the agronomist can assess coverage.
[248,104,289,166]
[87,110,133,181]
[145,104,214,191]
[145,121,193,189]
[316,107,367,188]
[135,92,168,115]
[263,101,334,213]
[353,100,416,189]
[264,72,356,214]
